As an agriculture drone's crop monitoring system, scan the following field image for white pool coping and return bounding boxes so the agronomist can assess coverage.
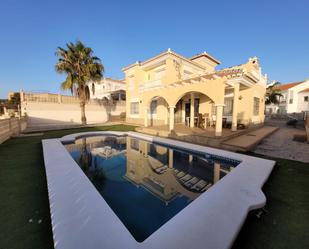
[42,131,275,249]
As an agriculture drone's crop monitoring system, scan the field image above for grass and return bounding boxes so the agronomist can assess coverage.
[233,153,309,249]
[0,124,136,249]
[0,124,308,249]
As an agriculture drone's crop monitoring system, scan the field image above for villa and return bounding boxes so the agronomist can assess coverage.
[266,79,309,114]
[123,49,267,137]
[88,77,126,100]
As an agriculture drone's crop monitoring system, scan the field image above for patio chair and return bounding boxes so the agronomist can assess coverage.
[203,113,210,128]
[197,113,204,128]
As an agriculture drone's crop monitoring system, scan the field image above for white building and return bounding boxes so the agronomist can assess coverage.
[266,79,309,114]
[88,78,126,100]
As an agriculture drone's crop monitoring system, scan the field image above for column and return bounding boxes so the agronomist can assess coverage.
[168,149,174,168]
[213,163,220,183]
[169,106,175,131]
[144,108,149,127]
[164,104,168,125]
[232,83,240,131]
[58,94,62,103]
[181,100,186,123]
[215,104,224,137]
[190,93,195,128]
[20,90,24,102]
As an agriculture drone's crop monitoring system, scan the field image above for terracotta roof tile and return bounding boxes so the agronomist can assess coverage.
[276,81,304,91]
[299,88,309,93]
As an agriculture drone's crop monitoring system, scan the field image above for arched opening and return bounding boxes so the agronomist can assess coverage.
[148,96,169,127]
[173,91,215,128]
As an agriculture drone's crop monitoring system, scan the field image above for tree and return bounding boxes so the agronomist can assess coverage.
[7,93,20,110]
[265,81,283,105]
[55,41,104,125]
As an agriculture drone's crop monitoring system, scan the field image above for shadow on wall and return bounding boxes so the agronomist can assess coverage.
[26,117,108,128]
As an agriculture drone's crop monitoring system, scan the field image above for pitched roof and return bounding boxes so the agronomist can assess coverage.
[189,52,221,65]
[277,81,304,91]
[299,88,309,93]
[122,49,209,71]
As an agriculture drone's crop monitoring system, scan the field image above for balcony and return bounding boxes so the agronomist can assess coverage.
[139,79,162,92]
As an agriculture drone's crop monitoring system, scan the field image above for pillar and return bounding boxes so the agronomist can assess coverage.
[169,106,175,131]
[190,93,195,128]
[213,163,220,183]
[215,104,224,137]
[144,108,149,127]
[181,100,186,123]
[168,149,173,168]
[232,83,240,131]
[164,103,169,125]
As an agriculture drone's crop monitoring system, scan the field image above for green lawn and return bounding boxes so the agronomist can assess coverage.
[0,125,308,249]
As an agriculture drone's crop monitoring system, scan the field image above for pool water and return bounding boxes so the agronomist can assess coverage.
[65,135,240,242]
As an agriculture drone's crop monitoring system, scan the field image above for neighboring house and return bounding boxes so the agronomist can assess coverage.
[122,49,267,137]
[266,80,309,114]
[88,77,126,100]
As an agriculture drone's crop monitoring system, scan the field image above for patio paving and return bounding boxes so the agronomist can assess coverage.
[223,126,279,151]
[136,124,265,149]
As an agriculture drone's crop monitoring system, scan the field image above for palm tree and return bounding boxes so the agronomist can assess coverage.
[55,41,104,125]
[265,81,283,105]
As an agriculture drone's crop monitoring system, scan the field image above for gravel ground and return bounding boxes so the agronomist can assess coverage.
[253,126,309,163]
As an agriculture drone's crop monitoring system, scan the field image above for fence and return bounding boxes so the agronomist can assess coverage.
[0,117,27,144]
[21,91,126,130]
[23,92,117,105]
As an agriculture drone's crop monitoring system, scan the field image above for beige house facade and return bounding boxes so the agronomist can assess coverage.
[123,49,267,136]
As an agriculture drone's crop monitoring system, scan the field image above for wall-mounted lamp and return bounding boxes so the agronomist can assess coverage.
[238,95,243,100]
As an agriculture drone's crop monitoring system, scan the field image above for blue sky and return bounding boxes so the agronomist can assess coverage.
[0,0,308,98]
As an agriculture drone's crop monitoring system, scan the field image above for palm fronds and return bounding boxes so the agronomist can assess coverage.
[55,40,104,124]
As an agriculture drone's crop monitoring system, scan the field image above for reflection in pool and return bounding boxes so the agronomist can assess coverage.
[65,136,240,242]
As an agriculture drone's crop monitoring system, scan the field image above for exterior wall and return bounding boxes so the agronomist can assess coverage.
[305,115,309,142]
[238,84,266,125]
[0,117,27,144]
[271,80,309,114]
[123,51,266,128]
[89,78,125,99]
[297,92,309,112]
[21,92,125,129]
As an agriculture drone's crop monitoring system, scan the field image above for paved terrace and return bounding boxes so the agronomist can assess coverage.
[136,124,276,150]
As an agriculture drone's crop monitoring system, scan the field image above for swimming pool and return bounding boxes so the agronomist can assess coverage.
[42,131,275,249]
[64,135,240,242]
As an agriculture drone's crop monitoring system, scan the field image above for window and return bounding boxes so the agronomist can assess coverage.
[150,100,157,114]
[130,138,139,151]
[223,98,233,115]
[193,98,200,115]
[154,68,166,80]
[253,97,260,116]
[130,102,139,115]
[304,96,309,102]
